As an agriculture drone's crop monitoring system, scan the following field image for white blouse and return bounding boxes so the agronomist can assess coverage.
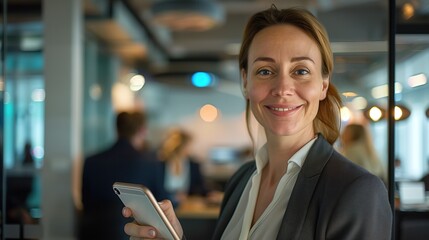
[164,159,190,193]
[221,137,317,240]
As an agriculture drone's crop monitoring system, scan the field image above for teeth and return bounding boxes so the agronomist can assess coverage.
[272,106,296,112]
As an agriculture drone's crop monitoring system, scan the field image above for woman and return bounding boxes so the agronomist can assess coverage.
[340,123,387,184]
[123,7,392,239]
[157,128,208,206]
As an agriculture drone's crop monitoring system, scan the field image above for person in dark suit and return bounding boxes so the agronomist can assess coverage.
[122,7,392,239]
[80,111,168,240]
[156,128,209,206]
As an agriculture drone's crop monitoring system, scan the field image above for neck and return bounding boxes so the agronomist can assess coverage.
[130,136,142,150]
[264,130,315,179]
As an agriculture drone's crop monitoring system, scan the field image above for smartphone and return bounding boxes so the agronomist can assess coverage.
[113,182,180,240]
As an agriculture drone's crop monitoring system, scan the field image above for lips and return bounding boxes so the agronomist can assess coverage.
[270,106,299,112]
[267,105,301,112]
[265,104,303,116]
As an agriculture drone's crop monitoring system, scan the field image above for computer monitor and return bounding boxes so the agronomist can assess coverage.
[209,147,238,164]
[398,181,426,205]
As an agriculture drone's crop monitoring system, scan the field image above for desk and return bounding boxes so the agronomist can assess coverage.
[177,197,220,218]
[395,208,429,240]
[176,197,221,240]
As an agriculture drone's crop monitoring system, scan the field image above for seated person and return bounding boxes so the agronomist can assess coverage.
[340,123,387,185]
[156,128,210,206]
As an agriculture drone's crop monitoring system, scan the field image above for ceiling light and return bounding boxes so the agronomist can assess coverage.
[408,73,427,88]
[200,104,218,122]
[191,72,214,87]
[340,106,352,122]
[129,74,145,91]
[402,3,415,20]
[371,82,402,99]
[364,105,386,122]
[394,105,411,121]
[351,96,368,110]
[342,92,358,98]
[151,0,225,31]
[369,106,383,122]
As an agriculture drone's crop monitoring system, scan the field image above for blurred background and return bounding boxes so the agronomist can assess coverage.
[1,0,429,239]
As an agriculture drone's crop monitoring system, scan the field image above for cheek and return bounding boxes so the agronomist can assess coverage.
[248,85,268,104]
[248,78,271,93]
[301,83,324,101]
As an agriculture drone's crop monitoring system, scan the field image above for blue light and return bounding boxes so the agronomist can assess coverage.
[192,72,212,87]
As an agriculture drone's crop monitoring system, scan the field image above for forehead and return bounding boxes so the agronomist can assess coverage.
[248,24,321,60]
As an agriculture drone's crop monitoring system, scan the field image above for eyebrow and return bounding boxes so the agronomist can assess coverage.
[291,56,315,64]
[252,56,315,64]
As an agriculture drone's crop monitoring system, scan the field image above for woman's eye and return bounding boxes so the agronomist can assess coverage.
[257,69,272,76]
[294,69,309,75]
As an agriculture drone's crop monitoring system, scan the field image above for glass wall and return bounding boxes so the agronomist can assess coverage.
[394,35,429,180]
[393,2,429,239]
[1,0,5,238]
[2,18,44,240]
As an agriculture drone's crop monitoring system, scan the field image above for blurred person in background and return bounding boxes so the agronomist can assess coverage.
[80,111,168,240]
[122,6,392,239]
[6,141,37,225]
[157,128,211,206]
[340,123,387,185]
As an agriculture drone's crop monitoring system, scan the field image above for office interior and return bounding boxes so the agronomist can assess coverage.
[1,0,429,239]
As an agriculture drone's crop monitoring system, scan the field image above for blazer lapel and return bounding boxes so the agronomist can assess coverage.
[212,162,256,240]
[277,134,333,240]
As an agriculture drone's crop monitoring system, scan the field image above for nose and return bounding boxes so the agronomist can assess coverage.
[271,74,294,97]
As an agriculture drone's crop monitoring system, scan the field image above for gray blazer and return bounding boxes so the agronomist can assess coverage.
[212,134,392,240]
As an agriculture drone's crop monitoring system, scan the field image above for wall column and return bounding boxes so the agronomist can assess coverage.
[42,0,82,239]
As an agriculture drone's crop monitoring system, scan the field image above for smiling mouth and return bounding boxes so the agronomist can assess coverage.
[268,106,301,112]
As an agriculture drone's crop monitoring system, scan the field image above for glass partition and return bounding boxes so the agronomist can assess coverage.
[1,0,5,238]
[393,2,429,239]
[393,35,429,239]
[2,2,44,238]
[394,35,429,180]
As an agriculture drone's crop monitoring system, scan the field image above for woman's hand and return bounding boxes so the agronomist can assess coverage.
[122,199,184,239]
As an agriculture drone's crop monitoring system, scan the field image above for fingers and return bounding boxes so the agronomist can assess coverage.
[158,200,176,224]
[158,200,184,239]
[122,207,133,217]
[129,237,164,240]
[124,222,158,238]
[123,200,183,239]
[158,199,173,212]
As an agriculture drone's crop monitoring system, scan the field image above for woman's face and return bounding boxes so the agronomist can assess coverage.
[242,24,329,138]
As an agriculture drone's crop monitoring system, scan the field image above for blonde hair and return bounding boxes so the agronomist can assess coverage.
[341,124,379,161]
[239,7,342,145]
[341,123,386,182]
[157,129,192,162]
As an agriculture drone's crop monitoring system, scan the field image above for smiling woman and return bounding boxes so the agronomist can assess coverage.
[122,6,393,240]
[242,24,330,144]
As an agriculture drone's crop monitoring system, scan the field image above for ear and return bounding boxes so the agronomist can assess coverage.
[319,77,329,100]
[241,69,249,99]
